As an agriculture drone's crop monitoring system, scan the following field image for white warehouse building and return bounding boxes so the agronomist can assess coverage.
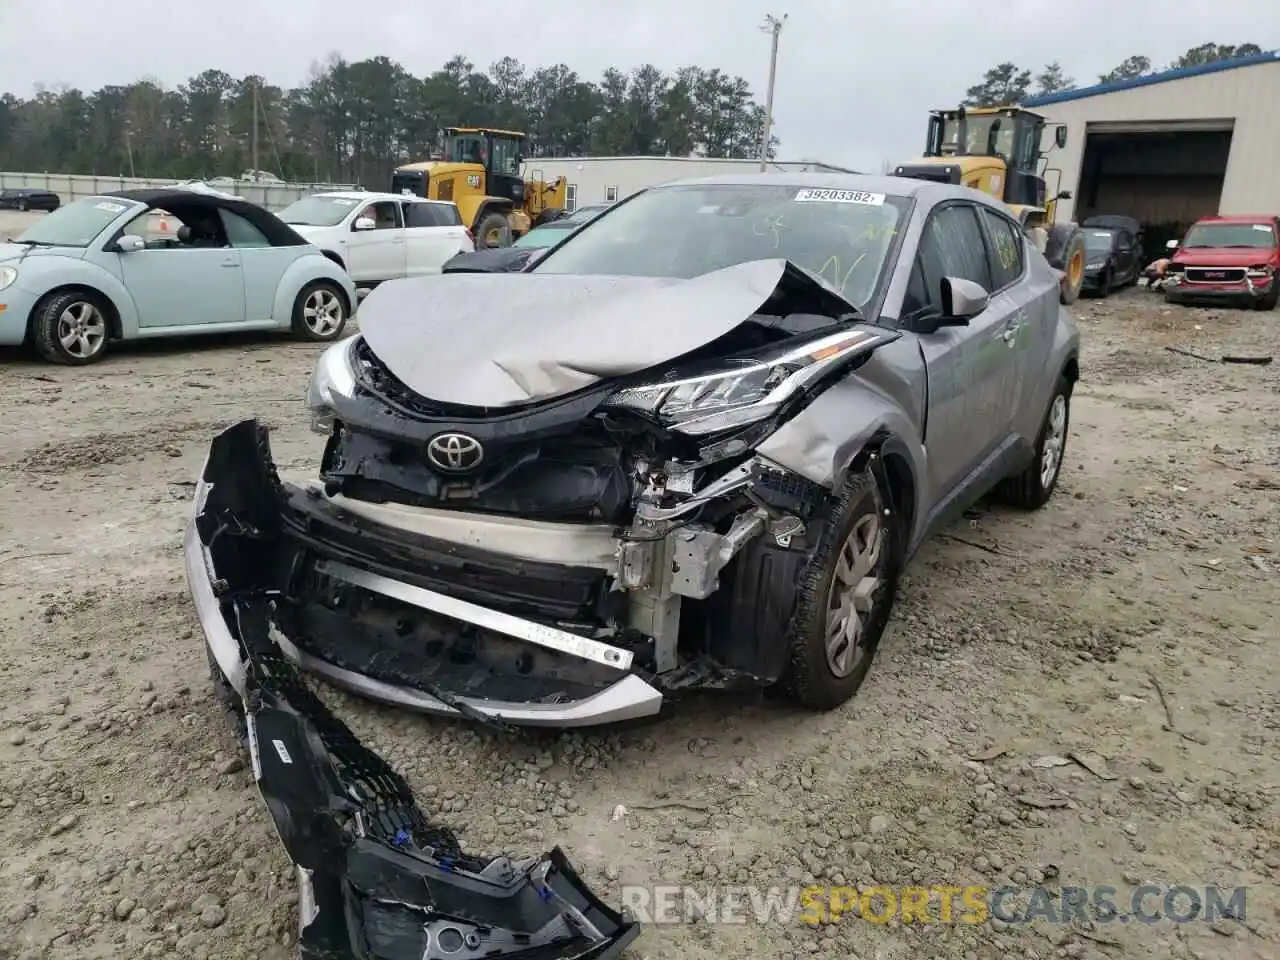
[1022,49,1280,233]
[522,156,855,211]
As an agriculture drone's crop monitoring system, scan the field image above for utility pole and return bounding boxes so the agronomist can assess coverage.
[759,13,786,171]
[251,80,260,174]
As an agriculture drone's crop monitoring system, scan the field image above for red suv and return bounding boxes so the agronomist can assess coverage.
[1163,214,1279,310]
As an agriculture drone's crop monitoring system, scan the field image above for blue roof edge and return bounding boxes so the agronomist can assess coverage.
[1022,49,1280,107]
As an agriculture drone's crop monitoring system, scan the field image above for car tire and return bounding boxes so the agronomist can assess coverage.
[16,197,28,212]
[996,376,1071,510]
[783,466,899,711]
[31,290,112,365]
[1253,285,1278,311]
[476,212,513,249]
[1097,268,1112,298]
[290,281,349,342]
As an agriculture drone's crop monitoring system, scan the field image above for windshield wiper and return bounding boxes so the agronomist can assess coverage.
[11,239,52,246]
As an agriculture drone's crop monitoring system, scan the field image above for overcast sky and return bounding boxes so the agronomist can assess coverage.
[1,0,1276,171]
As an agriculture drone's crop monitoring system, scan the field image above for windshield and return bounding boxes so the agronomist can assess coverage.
[1085,230,1115,253]
[14,196,138,247]
[1182,222,1276,248]
[278,196,362,227]
[532,183,910,308]
[514,227,571,249]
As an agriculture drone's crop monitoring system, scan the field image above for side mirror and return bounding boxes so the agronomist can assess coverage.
[1054,126,1068,149]
[1166,239,1179,251]
[115,234,146,253]
[1055,190,1073,201]
[940,276,989,323]
[353,216,376,231]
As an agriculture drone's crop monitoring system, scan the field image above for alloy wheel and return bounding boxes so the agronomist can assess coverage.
[303,288,343,337]
[57,302,107,360]
[1040,394,1067,488]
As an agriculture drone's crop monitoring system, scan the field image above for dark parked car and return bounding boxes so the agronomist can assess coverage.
[1080,216,1142,296]
[443,203,613,273]
[0,187,61,212]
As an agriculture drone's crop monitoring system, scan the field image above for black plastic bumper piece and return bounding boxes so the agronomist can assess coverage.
[198,421,640,960]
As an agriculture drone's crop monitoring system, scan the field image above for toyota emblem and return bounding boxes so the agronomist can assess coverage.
[426,433,484,473]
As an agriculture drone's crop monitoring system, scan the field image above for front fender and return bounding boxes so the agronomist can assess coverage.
[756,338,929,547]
[22,257,142,336]
[271,252,358,325]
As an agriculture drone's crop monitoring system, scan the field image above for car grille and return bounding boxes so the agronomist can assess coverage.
[1184,267,1246,283]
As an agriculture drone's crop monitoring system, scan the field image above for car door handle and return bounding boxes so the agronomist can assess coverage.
[221,261,240,269]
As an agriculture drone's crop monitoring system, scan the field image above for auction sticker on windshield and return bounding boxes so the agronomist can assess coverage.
[94,201,127,213]
[794,188,885,205]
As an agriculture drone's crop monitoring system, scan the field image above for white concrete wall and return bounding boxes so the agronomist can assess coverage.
[520,157,851,211]
[1031,57,1280,223]
[0,172,353,211]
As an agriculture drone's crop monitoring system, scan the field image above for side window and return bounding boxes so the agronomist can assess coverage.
[901,259,935,322]
[924,204,993,291]
[980,208,1024,290]
[1116,229,1133,252]
[355,201,402,231]
[219,209,270,248]
[405,204,461,228]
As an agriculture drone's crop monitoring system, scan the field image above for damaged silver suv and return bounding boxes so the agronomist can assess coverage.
[190,174,1079,734]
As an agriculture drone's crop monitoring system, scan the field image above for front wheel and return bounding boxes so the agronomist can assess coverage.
[290,281,349,342]
[783,467,899,711]
[32,290,111,365]
[16,197,28,212]
[996,376,1071,509]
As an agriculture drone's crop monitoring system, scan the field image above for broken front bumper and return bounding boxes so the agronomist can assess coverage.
[185,420,665,729]
[183,428,639,959]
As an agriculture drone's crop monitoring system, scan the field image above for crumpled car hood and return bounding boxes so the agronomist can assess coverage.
[358,259,855,408]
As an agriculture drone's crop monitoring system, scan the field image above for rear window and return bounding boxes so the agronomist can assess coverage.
[405,202,461,228]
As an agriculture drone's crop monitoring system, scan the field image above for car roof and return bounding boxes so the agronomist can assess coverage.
[311,190,454,206]
[101,189,309,247]
[1194,214,1276,224]
[655,171,938,197]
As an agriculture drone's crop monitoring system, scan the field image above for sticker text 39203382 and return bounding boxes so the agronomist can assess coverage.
[794,188,886,206]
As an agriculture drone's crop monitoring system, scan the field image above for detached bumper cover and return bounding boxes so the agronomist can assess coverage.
[183,422,639,959]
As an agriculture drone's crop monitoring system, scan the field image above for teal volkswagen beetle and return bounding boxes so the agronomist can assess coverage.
[0,188,357,365]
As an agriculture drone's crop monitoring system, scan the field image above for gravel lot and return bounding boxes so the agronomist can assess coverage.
[1,206,1277,960]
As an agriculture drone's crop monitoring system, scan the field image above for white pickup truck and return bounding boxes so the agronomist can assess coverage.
[278,191,474,288]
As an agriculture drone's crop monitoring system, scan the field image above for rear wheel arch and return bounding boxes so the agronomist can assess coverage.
[27,284,123,342]
[1062,354,1080,388]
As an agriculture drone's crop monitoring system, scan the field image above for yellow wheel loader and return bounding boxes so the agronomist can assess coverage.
[392,127,567,248]
[894,106,1087,305]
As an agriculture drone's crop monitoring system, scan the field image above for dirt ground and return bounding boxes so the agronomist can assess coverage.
[1,209,1277,960]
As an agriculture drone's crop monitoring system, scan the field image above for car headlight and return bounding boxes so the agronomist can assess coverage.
[601,327,893,436]
[0,266,17,291]
[1086,261,1106,270]
[306,335,358,433]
